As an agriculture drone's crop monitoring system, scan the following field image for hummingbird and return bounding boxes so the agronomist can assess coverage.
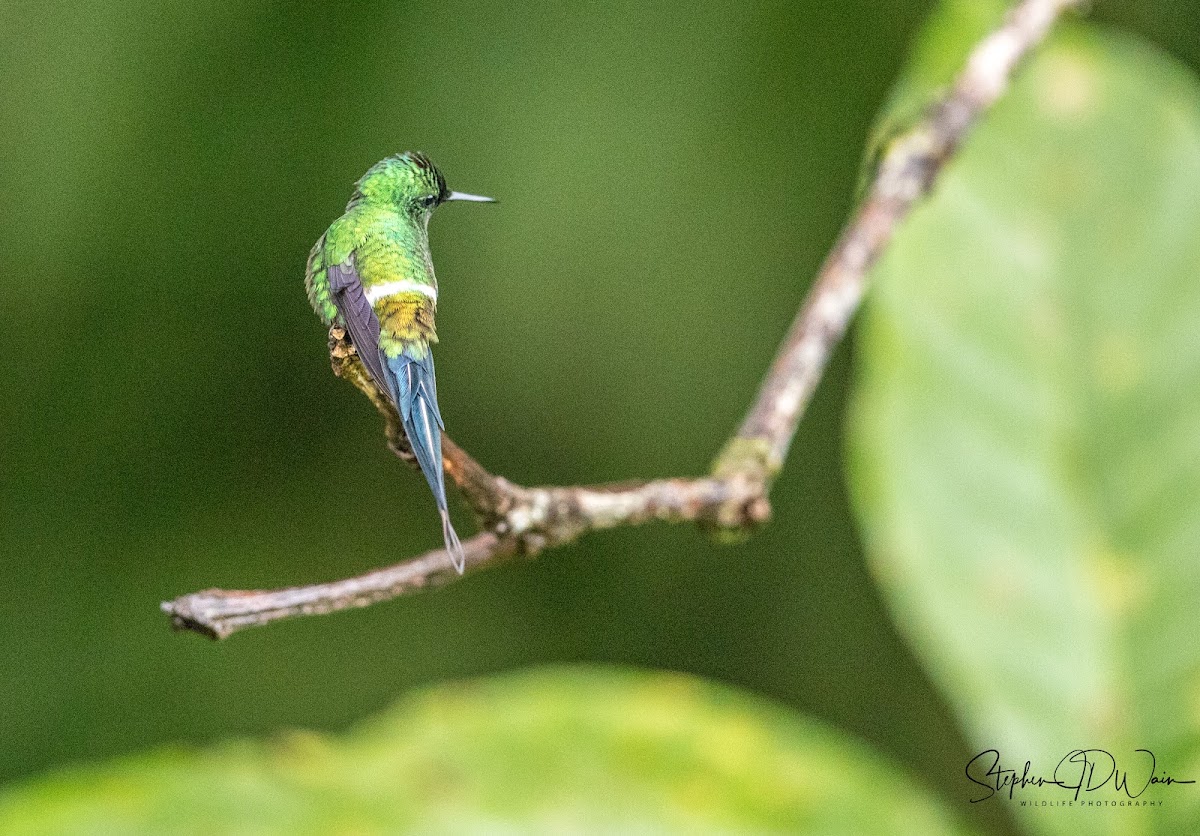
[305,152,494,573]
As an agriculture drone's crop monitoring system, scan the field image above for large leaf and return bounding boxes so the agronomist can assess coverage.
[0,666,972,835]
[851,18,1200,836]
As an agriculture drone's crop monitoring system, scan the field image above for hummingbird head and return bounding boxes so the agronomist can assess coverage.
[351,152,494,219]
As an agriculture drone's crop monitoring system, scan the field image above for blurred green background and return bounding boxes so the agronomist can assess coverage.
[2,0,1199,832]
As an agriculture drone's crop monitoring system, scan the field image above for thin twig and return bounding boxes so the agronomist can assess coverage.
[164,0,1081,639]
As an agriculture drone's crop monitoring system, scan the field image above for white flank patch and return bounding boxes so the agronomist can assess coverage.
[364,280,438,304]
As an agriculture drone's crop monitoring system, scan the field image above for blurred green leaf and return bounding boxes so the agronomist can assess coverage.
[0,667,971,835]
[851,19,1200,836]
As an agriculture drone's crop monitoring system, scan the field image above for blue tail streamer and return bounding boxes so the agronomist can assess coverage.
[387,348,466,573]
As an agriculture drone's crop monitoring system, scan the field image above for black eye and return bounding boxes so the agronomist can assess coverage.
[419,194,438,209]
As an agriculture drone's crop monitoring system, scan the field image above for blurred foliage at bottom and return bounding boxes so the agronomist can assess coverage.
[0,667,973,835]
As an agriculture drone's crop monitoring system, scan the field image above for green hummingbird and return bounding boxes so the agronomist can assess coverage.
[305,152,494,573]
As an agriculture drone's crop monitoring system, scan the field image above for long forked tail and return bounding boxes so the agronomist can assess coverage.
[387,347,466,573]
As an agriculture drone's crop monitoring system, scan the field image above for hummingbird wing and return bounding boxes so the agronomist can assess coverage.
[327,255,389,392]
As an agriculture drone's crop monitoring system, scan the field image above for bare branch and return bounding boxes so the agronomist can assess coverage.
[165,534,509,640]
[164,0,1081,639]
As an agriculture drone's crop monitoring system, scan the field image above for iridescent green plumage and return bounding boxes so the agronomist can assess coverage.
[305,152,494,573]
